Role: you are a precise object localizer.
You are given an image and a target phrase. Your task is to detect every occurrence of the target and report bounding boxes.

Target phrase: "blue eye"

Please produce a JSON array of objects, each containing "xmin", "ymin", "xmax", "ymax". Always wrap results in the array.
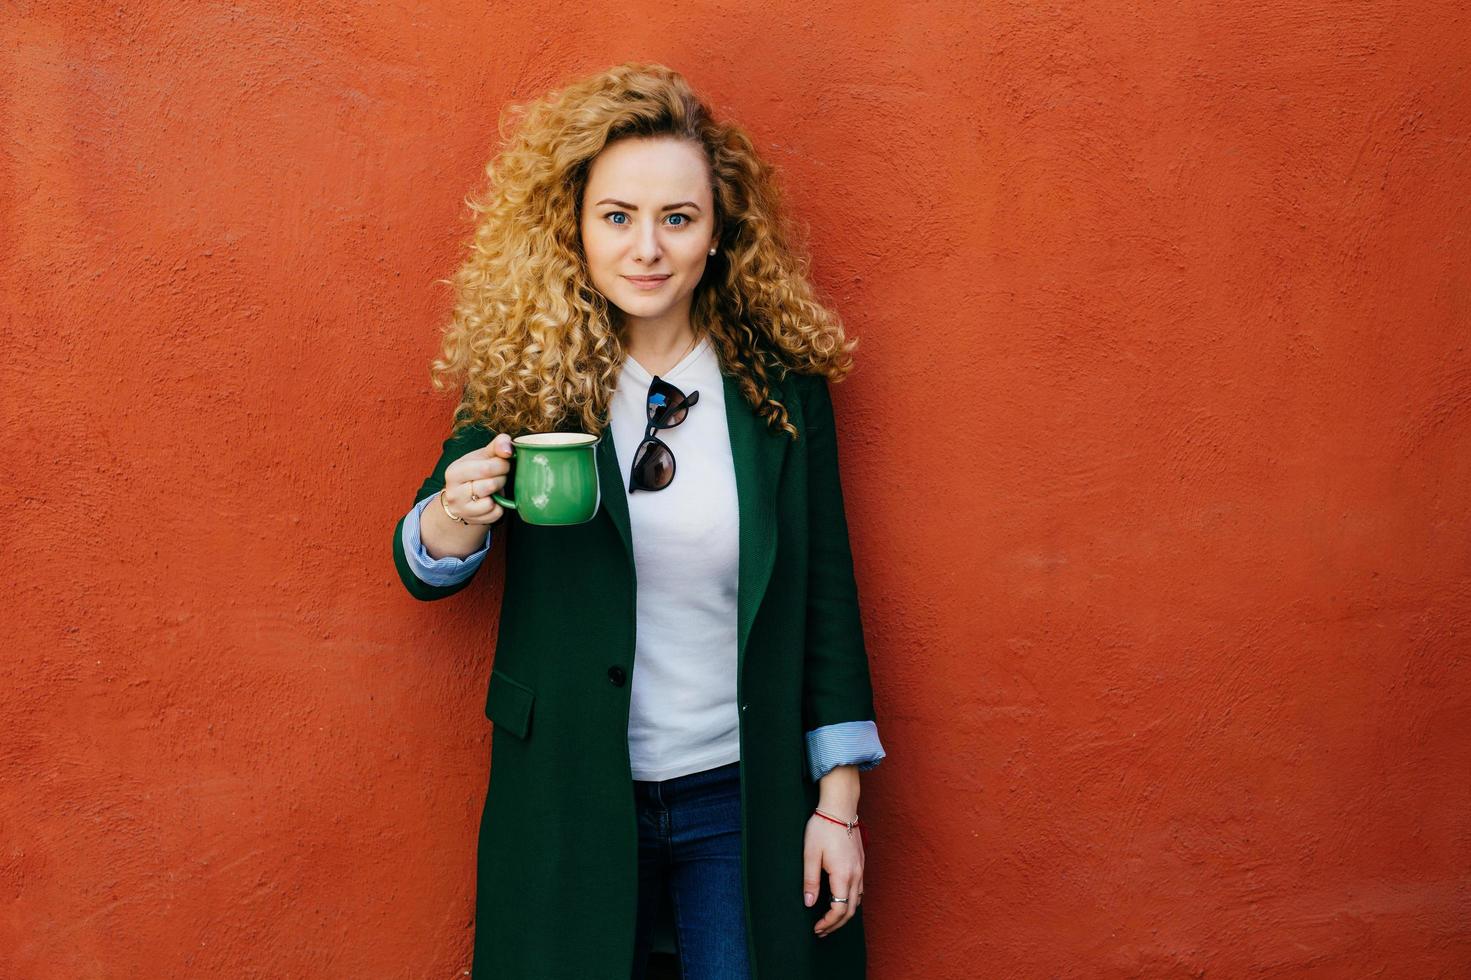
[
  {"xmin": 608, "ymin": 212, "xmax": 628, "ymax": 225},
  {"xmin": 667, "ymin": 214, "xmax": 689, "ymax": 226}
]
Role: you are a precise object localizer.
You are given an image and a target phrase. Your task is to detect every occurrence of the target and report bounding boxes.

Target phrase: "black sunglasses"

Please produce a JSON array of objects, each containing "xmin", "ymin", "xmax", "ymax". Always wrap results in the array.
[{"xmin": 628, "ymin": 375, "xmax": 699, "ymax": 492}]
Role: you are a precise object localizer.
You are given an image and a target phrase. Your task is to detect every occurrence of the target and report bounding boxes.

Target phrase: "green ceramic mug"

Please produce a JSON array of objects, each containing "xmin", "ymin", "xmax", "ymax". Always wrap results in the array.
[{"xmin": 490, "ymin": 432, "xmax": 602, "ymax": 525}]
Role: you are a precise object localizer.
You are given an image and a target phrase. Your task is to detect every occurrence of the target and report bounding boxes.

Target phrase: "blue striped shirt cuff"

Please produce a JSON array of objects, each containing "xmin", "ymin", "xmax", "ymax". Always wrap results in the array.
[
  {"xmin": 402, "ymin": 495, "xmax": 491, "ymax": 586},
  {"xmin": 805, "ymin": 720, "xmax": 886, "ymax": 782}
]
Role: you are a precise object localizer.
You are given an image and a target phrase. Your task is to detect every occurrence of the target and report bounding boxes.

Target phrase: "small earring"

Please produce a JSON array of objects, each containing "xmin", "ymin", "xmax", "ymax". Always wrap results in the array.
[{"xmin": 709, "ymin": 247, "xmax": 717, "ymax": 255}]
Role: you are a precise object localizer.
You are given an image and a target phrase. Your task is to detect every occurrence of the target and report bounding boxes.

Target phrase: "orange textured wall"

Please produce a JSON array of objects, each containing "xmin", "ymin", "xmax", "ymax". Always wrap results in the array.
[{"xmin": 3, "ymin": 3, "xmax": 1468, "ymax": 978}]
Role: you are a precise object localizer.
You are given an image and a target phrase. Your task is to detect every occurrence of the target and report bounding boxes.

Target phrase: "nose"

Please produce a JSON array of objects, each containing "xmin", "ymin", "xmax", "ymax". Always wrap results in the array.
[{"xmin": 632, "ymin": 218, "xmax": 662, "ymax": 264}]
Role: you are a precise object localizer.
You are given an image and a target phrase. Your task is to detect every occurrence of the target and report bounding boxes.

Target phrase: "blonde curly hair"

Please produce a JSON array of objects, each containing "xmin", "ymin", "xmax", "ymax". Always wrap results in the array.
[{"xmin": 429, "ymin": 61, "xmax": 858, "ymax": 441}]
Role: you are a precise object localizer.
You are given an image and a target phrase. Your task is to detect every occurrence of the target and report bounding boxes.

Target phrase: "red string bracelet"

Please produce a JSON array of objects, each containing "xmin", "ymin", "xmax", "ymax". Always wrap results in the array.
[{"xmin": 813, "ymin": 808, "xmax": 868, "ymax": 845}]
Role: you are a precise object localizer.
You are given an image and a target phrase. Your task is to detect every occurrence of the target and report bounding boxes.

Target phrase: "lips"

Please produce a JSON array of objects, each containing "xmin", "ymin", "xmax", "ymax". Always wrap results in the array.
[{"xmin": 623, "ymin": 274, "xmax": 672, "ymax": 292}]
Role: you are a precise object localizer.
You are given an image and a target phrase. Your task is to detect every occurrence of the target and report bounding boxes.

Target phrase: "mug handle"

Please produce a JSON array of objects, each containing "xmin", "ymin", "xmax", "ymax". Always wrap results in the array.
[{"xmin": 491, "ymin": 449, "xmax": 518, "ymax": 511}]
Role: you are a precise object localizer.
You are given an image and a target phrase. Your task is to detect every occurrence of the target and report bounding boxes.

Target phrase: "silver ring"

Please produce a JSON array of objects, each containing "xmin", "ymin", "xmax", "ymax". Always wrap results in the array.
[{"xmin": 830, "ymin": 897, "xmax": 848, "ymax": 904}]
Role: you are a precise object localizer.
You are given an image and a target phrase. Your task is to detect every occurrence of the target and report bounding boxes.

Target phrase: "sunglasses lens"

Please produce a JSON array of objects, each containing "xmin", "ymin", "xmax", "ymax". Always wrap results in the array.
[
  {"xmin": 647, "ymin": 379, "xmax": 699, "ymax": 428},
  {"xmin": 660, "ymin": 397, "xmax": 688, "ymax": 428},
  {"xmin": 646, "ymin": 392, "xmax": 669, "ymax": 422},
  {"xmin": 632, "ymin": 439, "xmax": 675, "ymax": 490}
]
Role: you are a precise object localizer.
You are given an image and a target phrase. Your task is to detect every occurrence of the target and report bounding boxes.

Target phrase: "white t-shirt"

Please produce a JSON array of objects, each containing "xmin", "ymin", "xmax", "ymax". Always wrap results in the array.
[{"xmin": 609, "ymin": 334, "xmax": 742, "ymax": 781}]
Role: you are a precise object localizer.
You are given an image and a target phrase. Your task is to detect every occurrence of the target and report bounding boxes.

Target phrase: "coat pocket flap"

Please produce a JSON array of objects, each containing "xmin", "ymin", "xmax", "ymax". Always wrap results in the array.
[{"xmin": 484, "ymin": 668, "xmax": 535, "ymax": 739}]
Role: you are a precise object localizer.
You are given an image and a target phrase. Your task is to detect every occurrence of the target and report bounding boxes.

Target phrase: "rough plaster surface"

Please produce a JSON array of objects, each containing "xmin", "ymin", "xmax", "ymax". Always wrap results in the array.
[{"xmin": 2, "ymin": 2, "xmax": 1469, "ymax": 978}]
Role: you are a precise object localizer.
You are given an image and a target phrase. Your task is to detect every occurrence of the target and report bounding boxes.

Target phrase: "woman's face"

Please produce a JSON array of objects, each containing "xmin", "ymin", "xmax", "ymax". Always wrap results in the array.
[{"xmin": 579, "ymin": 137, "xmax": 719, "ymax": 329}]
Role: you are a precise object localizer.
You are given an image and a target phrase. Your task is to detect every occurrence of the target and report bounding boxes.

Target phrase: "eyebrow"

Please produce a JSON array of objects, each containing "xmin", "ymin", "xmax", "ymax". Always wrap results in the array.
[{"xmin": 593, "ymin": 198, "xmax": 702, "ymax": 212}]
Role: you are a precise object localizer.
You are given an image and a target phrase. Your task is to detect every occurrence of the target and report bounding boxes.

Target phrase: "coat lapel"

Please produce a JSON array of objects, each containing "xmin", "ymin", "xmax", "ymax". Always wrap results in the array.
[
  {"xmin": 594, "ymin": 412, "xmax": 632, "ymax": 569},
  {"xmin": 725, "ymin": 370, "xmax": 789, "ymax": 673},
  {"xmin": 594, "ymin": 369, "xmax": 789, "ymax": 676}
]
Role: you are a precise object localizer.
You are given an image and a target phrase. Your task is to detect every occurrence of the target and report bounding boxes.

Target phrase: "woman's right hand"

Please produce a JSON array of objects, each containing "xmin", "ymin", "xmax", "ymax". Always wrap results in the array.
[{"xmin": 441, "ymin": 432, "xmax": 516, "ymax": 525}]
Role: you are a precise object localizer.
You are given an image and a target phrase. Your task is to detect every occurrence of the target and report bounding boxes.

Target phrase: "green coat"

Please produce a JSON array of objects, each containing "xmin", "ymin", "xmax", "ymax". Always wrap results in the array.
[{"xmin": 392, "ymin": 367, "xmax": 879, "ymax": 979}]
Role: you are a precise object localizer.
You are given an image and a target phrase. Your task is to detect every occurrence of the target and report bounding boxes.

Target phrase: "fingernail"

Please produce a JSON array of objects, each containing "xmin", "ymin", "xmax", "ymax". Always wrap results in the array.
[{"xmin": 804, "ymin": 893, "xmax": 814, "ymax": 907}]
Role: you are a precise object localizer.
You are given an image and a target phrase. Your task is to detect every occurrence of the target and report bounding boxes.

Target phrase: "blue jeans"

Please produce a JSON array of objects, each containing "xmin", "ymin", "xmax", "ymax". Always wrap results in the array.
[{"xmin": 630, "ymin": 759, "xmax": 752, "ymax": 980}]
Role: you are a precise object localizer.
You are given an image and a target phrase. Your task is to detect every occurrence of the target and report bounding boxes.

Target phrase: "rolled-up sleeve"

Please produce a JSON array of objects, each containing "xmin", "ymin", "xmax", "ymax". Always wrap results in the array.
[
  {"xmin": 805, "ymin": 720, "xmax": 887, "ymax": 782},
  {"xmin": 402, "ymin": 494, "xmax": 491, "ymax": 587}
]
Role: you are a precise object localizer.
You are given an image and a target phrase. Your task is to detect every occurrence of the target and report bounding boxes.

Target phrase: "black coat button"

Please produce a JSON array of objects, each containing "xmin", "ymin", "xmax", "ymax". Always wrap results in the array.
[{"xmin": 607, "ymin": 665, "xmax": 626, "ymax": 686}]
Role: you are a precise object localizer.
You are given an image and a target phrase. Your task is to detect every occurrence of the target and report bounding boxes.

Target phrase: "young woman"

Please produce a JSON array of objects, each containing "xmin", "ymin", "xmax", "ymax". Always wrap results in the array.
[{"xmin": 390, "ymin": 63, "xmax": 887, "ymax": 980}]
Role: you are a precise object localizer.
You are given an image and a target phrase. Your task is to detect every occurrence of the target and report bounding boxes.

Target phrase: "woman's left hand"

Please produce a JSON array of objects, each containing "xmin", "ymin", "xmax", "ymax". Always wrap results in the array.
[{"xmin": 802, "ymin": 811, "xmax": 865, "ymax": 937}]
